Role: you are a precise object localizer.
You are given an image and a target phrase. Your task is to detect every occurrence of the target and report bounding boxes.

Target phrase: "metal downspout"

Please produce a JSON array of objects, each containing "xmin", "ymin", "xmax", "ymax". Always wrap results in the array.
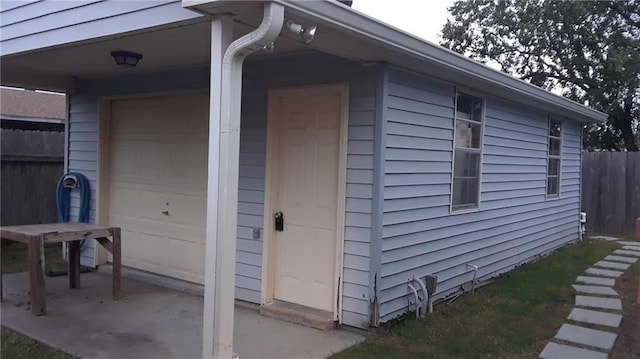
[{"xmin": 205, "ymin": 3, "xmax": 284, "ymax": 359}]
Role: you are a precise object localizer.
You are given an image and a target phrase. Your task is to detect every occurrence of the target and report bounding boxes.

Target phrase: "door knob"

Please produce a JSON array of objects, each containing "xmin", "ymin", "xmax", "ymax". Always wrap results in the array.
[{"xmin": 274, "ymin": 212, "xmax": 284, "ymax": 231}]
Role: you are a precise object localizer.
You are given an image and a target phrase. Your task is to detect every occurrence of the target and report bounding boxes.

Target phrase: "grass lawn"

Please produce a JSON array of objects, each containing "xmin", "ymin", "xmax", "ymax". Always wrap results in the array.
[
  {"xmin": 1, "ymin": 243, "xmax": 68, "ymax": 274},
  {"xmin": 331, "ymin": 238, "xmax": 621, "ymax": 359},
  {"xmin": 1, "ymin": 329, "xmax": 76, "ymax": 359}
]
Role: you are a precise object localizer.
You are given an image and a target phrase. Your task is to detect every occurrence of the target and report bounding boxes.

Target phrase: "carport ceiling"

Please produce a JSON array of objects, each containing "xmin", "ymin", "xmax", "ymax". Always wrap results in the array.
[{"xmin": 0, "ymin": 18, "xmax": 320, "ymax": 78}]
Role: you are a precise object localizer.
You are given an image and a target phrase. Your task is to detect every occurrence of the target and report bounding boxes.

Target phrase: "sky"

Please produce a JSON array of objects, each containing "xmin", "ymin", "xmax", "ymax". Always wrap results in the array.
[{"xmin": 351, "ymin": 0, "xmax": 455, "ymax": 44}]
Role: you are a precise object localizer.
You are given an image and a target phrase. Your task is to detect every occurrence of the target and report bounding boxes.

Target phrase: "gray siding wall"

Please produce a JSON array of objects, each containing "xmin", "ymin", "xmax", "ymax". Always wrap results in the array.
[
  {"xmin": 67, "ymin": 54, "xmax": 377, "ymax": 327},
  {"xmin": 0, "ymin": 0, "xmax": 201, "ymax": 56},
  {"xmin": 243, "ymin": 54, "xmax": 377, "ymax": 327},
  {"xmin": 378, "ymin": 67, "xmax": 581, "ymax": 322}
]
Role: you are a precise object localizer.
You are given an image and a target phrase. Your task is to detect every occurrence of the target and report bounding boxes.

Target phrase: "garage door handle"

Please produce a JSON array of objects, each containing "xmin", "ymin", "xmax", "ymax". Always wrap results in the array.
[
  {"xmin": 274, "ymin": 211, "xmax": 284, "ymax": 231},
  {"xmin": 162, "ymin": 211, "xmax": 170, "ymax": 216}
]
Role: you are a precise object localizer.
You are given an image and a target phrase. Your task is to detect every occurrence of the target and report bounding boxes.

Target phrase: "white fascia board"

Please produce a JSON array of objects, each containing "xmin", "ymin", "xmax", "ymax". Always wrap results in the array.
[{"xmin": 275, "ymin": 0, "xmax": 607, "ymax": 124}]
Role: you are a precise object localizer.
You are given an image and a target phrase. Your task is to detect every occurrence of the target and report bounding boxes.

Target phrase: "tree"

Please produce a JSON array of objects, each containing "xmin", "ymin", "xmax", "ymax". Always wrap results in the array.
[{"xmin": 441, "ymin": 0, "xmax": 640, "ymax": 151}]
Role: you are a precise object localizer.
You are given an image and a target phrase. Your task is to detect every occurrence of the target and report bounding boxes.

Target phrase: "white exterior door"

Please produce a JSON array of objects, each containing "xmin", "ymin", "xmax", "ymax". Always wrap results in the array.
[
  {"xmin": 271, "ymin": 88, "xmax": 345, "ymax": 312},
  {"xmin": 108, "ymin": 93, "xmax": 208, "ymax": 284}
]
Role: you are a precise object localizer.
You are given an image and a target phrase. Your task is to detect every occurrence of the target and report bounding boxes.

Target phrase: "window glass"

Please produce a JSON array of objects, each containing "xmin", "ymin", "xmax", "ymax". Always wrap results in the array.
[
  {"xmin": 455, "ymin": 121, "xmax": 482, "ymax": 149},
  {"xmin": 548, "ymin": 158, "xmax": 560, "ymax": 176},
  {"xmin": 452, "ymin": 91, "xmax": 484, "ymax": 210},
  {"xmin": 549, "ymin": 138, "xmax": 561, "ymax": 156},
  {"xmin": 547, "ymin": 177, "xmax": 559, "ymax": 196},
  {"xmin": 550, "ymin": 119, "xmax": 561, "ymax": 137},
  {"xmin": 546, "ymin": 118, "xmax": 562, "ymax": 197},
  {"xmin": 454, "ymin": 151, "xmax": 480, "ymax": 177},
  {"xmin": 455, "ymin": 92, "xmax": 483, "ymax": 122}
]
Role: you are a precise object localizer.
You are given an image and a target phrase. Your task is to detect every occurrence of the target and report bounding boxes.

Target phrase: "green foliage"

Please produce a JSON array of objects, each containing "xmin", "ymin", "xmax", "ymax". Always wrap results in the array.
[
  {"xmin": 441, "ymin": 0, "xmax": 640, "ymax": 151},
  {"xmin": 331, "ymin": 239, "xmax": 619, "ymax": 359}
]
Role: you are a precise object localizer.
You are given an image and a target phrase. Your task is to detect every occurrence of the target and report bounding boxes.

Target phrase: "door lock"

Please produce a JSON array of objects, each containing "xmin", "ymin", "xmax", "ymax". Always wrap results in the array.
[{"xmin": 274, "ymin": 212, "xmax": 284, "ymax": 231}]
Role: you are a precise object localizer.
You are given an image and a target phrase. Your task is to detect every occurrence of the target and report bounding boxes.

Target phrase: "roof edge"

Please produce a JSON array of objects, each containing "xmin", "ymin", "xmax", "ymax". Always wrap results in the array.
[{"xmin": 274, "ymin": 0, "xmax": 607, "ymax": 123}]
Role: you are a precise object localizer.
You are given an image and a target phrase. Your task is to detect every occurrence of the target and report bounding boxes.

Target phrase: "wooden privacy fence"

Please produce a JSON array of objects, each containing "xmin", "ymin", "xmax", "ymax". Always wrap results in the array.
[{"xmin": 581, "ymin": 151, "xmax": 640, "ymax": 236}]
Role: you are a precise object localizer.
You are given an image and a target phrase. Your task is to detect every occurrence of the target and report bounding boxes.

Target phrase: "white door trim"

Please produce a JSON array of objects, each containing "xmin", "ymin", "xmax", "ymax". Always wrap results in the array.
[{"xmin": 262, "ymin": 83, "xmax": 349, "ymax": 322}]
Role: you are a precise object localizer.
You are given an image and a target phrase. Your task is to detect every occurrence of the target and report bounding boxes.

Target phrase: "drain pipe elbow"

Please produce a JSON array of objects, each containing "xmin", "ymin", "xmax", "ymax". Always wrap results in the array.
[
  {"xmin": 223, "ymin": 3, "xmax": 285, "ymax": 66},
  {"xmin": 466, "ymin": 264, "xmax": 479, "ymax": 295},
  {"xmin": 407, "ymin": 283, "xmax": 420, "ymax": 319},
  {"xmin": 412, "ymin": 276, "xmax": 430, "ymax": 317}
]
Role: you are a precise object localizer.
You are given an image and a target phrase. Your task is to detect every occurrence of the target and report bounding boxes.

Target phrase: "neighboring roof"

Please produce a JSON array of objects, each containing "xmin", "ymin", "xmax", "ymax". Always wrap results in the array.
[
  {"xmin": 187, "ymin": 0, "xmax": 608, "ymax": 123},
  {"xmin": 0, "ymin": 87, "xmax": 66, "ymax": 122}
]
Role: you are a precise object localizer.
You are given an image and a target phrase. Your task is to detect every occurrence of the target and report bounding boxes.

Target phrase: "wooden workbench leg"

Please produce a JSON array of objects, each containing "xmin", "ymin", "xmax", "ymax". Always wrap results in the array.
[
  {"xmin": 69, "ymin": 240, "xmax": 81, "ymax": 289},
  {"xmin": 112, "ymin": 228, "xmax": 121, "ymax": 300},
  {"xmin": 28, "ymin": 236, "xmax": 46, "ymax": 316}
]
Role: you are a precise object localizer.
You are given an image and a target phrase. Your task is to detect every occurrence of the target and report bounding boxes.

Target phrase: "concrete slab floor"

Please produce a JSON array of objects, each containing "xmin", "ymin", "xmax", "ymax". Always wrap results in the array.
[{"xmin": 1, "ymin": 272, "xmax": 365, "ymax": 359}]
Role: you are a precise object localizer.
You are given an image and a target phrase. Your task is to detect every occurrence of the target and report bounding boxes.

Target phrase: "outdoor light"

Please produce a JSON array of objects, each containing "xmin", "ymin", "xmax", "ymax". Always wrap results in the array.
[
  {"xmin": 110, "ymin": 50, "xmax": 143, "ymax": 67},
  {"xmin": 284, "ymin": 20, "xmax": 317, "ymax": 44}
]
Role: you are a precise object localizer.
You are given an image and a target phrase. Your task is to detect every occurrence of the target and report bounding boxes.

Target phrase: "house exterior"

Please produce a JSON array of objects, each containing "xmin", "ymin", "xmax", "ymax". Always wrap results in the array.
[{"xmin": 1, "ymin": 0, "xmax": 607, "ymax": 357}]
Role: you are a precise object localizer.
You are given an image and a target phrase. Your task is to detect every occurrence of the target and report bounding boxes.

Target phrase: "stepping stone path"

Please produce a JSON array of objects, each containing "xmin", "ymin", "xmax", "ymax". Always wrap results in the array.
[{"xmin": 539, "ymin": 236, "xmax": 639, "ymax": 359}]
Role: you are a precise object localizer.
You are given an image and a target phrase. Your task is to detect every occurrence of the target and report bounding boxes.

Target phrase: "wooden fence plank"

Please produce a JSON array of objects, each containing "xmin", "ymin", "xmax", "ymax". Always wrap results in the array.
[{"xmin": 582, "ymin": 152, "xmax": 640, "ymax": 235}]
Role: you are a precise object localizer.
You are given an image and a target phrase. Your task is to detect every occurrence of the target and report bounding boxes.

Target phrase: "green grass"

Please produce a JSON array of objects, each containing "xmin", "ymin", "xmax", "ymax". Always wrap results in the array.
[
  {"xmin": 1, "ymin": 329, "xmax": 76, "ymax": 359},
  {"xmin": 332, "ymin": 239, "xmax": 620, "ymax": 359},
  {"xmin": 1, "ymin": 244, "xmax": 67, "ymax": 274}
]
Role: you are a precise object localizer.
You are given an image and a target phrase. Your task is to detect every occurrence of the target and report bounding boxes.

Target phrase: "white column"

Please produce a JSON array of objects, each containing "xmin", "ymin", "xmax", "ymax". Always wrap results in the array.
[{"xmin": 203, "ymin": 14, "xmax": 234, "ymax": 359}]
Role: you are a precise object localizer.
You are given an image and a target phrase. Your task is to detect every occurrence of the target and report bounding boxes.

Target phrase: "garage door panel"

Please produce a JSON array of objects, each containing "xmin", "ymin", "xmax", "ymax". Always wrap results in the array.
[
  {"xmin": 122, "ymin": 231, "xmax": 205, "ymax": 283},
  {"xmin": 109, "ymin": 93, "xmax": 208, "ymax": 284},
  {"xmin": 110, "ymin": 142, "xmax": 139, "ymax": 180},
  {"xmin": 170, "ymin": 142, "xmax": 208, "ymax": 184},
  {"xmin": 140, "ymin": 144, "xmax": 170, "ymax": 178}
]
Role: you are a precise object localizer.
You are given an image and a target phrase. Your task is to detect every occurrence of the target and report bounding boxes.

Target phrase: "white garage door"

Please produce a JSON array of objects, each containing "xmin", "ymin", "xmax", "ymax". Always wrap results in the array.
[{"xmin": 108, "ymin": 93, "xmax": 208, "ymax": 284}]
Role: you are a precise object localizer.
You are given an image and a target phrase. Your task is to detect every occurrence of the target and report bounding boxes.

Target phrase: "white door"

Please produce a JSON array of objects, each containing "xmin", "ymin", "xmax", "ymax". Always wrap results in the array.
[
  {"xmin": 271, "ymin": 88, "xmax": 345, "ymax": 312},
  {"xmin": 108, "ymin": 93, "xmax": 208, "ymax": 284}
]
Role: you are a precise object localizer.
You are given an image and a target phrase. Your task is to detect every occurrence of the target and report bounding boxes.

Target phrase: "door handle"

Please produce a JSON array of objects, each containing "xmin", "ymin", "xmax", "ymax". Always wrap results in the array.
[{"xmin": 274, "ymin": 211, "xmax": 284, "ymax": 231}]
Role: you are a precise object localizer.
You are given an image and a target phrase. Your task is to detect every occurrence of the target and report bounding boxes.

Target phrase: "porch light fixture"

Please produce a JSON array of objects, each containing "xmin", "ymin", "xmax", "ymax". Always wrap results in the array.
[
  {"xmin": 110, "ymin": 50, "xmax": 143, "ymax": 67},
  {"xmin": 284, "ymin": 20, "xmax": 316, "ymax": 44}
]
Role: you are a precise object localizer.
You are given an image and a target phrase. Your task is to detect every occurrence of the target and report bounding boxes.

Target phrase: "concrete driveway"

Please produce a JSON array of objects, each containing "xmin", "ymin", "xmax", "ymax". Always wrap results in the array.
[{"xmin": 1, "ymin": 271, "xmax": 364, "ymax": 359}]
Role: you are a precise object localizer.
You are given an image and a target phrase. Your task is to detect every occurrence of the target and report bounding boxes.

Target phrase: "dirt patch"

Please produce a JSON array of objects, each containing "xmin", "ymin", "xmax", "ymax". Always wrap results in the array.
[{"xmin": 610, "ymin": 258, "xmax": 640, "ymax": 359}]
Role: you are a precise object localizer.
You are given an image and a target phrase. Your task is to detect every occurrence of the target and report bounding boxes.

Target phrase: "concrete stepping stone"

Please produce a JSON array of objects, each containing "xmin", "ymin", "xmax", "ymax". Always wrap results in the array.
[
  {"xmin": 594, "ymin": 260, "xmax": 631, "ymax": 270},
  {"xmin": 576, "ymin": 295, "xmax": 622, "ymax": 310},
  {"xmin": 622, "ymin": 245, "xmax": 640, "ymax": 251},
  {"xmin": 575, "ymin": 276, "xmax": 616, "ymax": 286},
  {"xmin": 568, "ymin": 308, "xmax": 622, "ymax": 328},
  {"xmin": 539, "ymin": 342, "xmax": 607, "ymax": 359},
  {"xmin": 616, "ymin": 241, "xmax": 640, "ymax": 246},
  {"xmin": 585, "ymin": 267, "xmax": 624, "ymax": 278},
  {"xmin": 604, "ymin": 255, "xmax": 638, "ymax": 264},
  {"xmin": 572, "ymin": 285, "xmax": 619, "ymax": 296},
  {"xmin": 589, "ymin": 235, "xmax": 621, "ymax": 241},
  {"xmin": 554, "ymin": 323, "xmax": 617, "ymax": 351},
  {"xmin": 613, "ymin": 249, "xmax": 640, "ymax": 257}
]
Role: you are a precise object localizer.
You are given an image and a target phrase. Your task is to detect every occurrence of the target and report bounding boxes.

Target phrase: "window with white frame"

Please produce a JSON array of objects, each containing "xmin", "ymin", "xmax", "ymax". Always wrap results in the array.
[
  {"xmin": 452, "ymin": 91, "xmax": 484, "ymax": 211},
  {"xmin": 547, "ymin": 118, "xmax": 562, "ymax": 197}
]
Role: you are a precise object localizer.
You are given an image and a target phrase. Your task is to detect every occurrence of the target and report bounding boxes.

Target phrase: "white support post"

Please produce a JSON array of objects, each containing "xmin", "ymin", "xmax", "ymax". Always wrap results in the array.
[
  {"xmin": 203, "ymin": 14, "xmax": 234, "ymax": 359},
  {"xmin": 203, "ymin": 4, "xmax": 283, "ymax": 358}
]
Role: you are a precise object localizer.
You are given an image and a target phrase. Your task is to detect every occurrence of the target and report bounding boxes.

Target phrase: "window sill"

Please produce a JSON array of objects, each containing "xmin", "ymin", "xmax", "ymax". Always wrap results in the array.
[{"xmin": 450, "ymin": 206, "xmax": 480, "ymax": 215}]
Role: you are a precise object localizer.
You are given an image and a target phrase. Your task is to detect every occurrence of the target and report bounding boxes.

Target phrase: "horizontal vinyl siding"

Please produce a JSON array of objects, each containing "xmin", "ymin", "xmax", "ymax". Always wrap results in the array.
[
  {"xmin": 378, "ymin": 67, "xmax": 581, "ymax": 322},
  {"xmin": 0, "ymin": 0, "xmax": 201, "ymax": 56},
  {"xmin": 68, "ymin": 94, "xmax": 99, "ymax": 266},
  {"xmin": 244, "ymin": 54, "xmax": 377, "ymax": 327},
  {"xmin": 67, "ymin": 54, "xmax": 376, "ymax": 326}
]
